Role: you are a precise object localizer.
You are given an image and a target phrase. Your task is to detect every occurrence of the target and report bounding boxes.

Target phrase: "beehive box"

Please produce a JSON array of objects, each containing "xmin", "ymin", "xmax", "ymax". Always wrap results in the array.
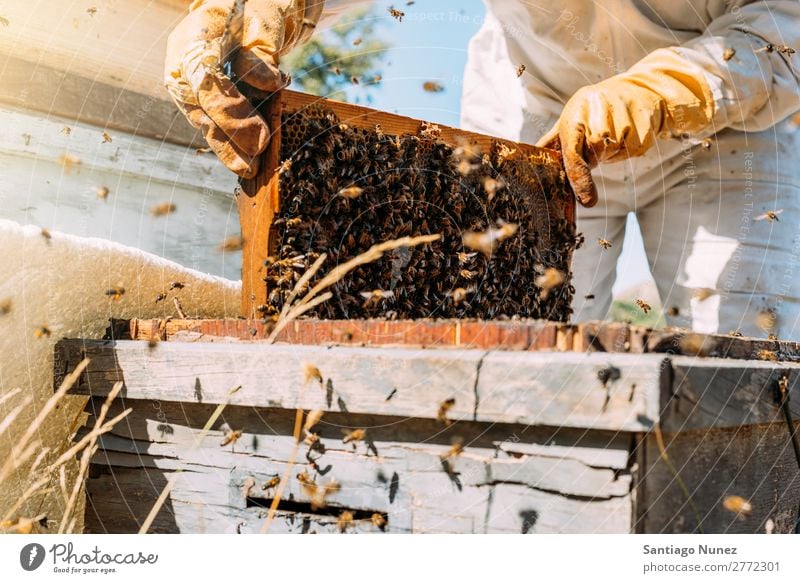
[
  {"xmin": 237, "ymin": 91, "xmax": 575, "ymax": 321},
  {"xmin": 58, "ymin": 320, "xmax": 800, "ymax": 533}
]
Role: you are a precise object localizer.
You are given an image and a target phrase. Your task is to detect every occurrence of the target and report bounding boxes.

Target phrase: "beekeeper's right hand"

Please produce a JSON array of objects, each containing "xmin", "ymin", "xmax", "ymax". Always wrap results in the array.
[{"xmin": 165, "ymin": 0, "xmax": 324, "ymax": 178}]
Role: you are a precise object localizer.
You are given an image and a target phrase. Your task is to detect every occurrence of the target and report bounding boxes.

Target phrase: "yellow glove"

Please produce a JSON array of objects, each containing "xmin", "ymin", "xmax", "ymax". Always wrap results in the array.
[
  {"xmin": 165, "ymin": 0, "xmax": 324, "ymax": 178},
  {"xmin": 536, "ymin": 49, "xmax": 715, "ymax": 207}
]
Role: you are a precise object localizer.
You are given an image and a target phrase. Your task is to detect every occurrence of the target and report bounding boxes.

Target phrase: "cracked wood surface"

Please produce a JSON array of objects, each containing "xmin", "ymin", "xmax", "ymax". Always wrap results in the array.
[{"xmin": 82, "ymin": 400, "xmax": 634, "ymax": 534}]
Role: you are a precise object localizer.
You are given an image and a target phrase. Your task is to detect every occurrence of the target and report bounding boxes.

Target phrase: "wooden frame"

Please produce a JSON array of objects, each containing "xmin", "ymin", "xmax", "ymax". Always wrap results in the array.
[{"xmin": 237, "ymin": 90, "xmax": 573, "ymax": 318}]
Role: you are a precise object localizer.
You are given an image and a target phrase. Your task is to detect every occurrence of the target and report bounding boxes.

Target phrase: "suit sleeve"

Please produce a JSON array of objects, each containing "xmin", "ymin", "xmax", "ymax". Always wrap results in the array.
[{"xmin": 672, "ymin": 1, "xmax": 800, "ymax": 132}]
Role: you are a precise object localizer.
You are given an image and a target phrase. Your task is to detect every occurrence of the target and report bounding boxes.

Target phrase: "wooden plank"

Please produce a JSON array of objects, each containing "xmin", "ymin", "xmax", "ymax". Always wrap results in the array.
[
  {"xmin": 0, "ymin": 56, "xmax": 202, "ymax": 148},
  {"xmin": 58, "ymin": 339, "xmax": 665, "ymax": 431},
  {"xmin": 238, "ymin": 93, "xmax": 282, "ymax": 317},
  {"xmin": 82, "ymin": 398, "xmax": 634, "ymax": 533},
  {"xmin": 640, "ymin": 423, "xmax": 800, "ymax": 534},
  {"xmin": 661, "ymin": 357, "xmax": 800, "ymax": 432}
]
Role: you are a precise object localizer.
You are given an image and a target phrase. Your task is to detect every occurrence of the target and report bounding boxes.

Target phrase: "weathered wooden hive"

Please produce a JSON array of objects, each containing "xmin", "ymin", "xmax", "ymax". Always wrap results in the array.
[
  {"xmin": 237, "ymin": 90, "xmax": 576, "ymax": 321},
  {"xmin": 58, "ymin": 320, "xmax": 800, "ymax": 533}
]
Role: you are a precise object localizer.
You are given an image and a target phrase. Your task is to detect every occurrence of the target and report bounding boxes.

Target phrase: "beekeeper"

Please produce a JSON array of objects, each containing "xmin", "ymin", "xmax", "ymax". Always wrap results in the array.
[{"xmin": 165, "ymin": 0, "xmax": 800, "ymax": 338}]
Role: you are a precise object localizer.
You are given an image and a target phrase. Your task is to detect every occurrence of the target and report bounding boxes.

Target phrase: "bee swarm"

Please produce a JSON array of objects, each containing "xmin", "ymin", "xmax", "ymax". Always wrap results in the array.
[{"xmin": 264, "ymin": 105, "xmax": 576, "ymax": 321}]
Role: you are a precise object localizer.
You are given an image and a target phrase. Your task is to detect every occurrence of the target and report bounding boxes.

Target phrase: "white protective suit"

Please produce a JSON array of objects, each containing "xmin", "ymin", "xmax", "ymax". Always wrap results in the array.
[{"xmin": 323, "ymin": 0, "xmax": 800, "ymax": 338}]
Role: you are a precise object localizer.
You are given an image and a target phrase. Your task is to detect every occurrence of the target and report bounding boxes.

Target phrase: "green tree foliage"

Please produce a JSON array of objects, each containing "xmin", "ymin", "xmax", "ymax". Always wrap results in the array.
[{"xmin": 282, "ymin": 7, "xmax": 389, "ymax": 104}]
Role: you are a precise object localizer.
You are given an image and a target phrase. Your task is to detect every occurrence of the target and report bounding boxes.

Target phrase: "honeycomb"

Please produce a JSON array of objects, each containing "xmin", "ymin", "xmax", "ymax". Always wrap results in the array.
[{"xmin": 264, "ymin": 106, "xmax": 576, "ymax": 321}]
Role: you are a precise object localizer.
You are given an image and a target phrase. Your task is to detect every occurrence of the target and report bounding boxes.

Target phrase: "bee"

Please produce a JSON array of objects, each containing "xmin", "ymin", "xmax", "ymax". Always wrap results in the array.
[
  {"xmin": 101, "ymin": 131, "xmax": 112, "ymax": 143},
  {"xmin": 220, "ymin": 428, "xmax": 243, "ymax": 447},
  {"xmin": 155, "ymin": 292, "xmax": 167, "ymax": 303},
  {"xmin": 360, "ymin": 289, "xmax": 394, "ymax": 308},
  {"xmin": 456, "ymin": 158, "xmax": 477, "ymax": 176},
  {"xmin": 462, "ymin": 221, "xmax": 518, "ymax": 256},
  {"xmin": 241, "ymin": 476, "xmax": 256, "ymax": 498},
  {"xmin": 700, "ymin": 138, "xmax": 713, "ymax": 151},
  {"xmin": 756, "ymin": 349, "xmax": 778, "ymax": 361},
  {"xmin": 722, "ymin": 495, "xmax": 752, "ymax": 517},
  {"xmin": 330, "ymin": 66, "xmax": 342, "ymax": 75},
  {"xmin": 337, "ymin": 186, "xmax": 364, "ymax": 199},
  {"xmin": 169, "ymin": 281, "xmax": 185, "ymax": 291},
  {"xmin": 57, "ymin": 153, "xmax": 81, "ymax": 171},
  {"xmin": 304, "ymin": 410, "xmax": 324, "ymax": 433},
  {"xmin": 634, "ymin": 298, "xmax": 652, "ymax": 314},
  {"xmin": 768, "ymin": 333, "xmax": 779, "ymax": 341},
  {"xmin": 457, "ymin": 251, "xmax": 477, "ymax": 264},
  {"xmin": 372, "ymin": 74, "xmax": 382, "ymax": 83},
  {"xmin": 86, "ymin": 6, "xmax": 97, "ymax": 16},
  {"xmin": 218, "ymin": 235, "xmax": 244, "ymax": 252},
  {"xmin": 342, "ymin": 428, "xmax": 366, "ymax": 444},
  {"xmin": 441, "ymin": 436, "xmax": 464, "ymax": 460},
  {"xmin": 667, "ymin": 306, "xmax": 680, "ymax": 317},
  {"xmin": 450, "ymin": 287, "xmax": 472, "ymax": 305},
  {"xmin": 0, "ymin": 298, "xmax": 11, "ymax": 315},
  {"xmin": 728, "ymin": 330, "xmax": 743, "ymax": 337},
  {"xmin": 388, "ymin": 6, "xmax": 405, "ymax": 21},
  {"xmin": 437, "ymin": 397, "xmax": 456, "ymax": 425},
  {"xmin": 147, "ymin": 338, "xmax": 159, "ymax": 350},
  {"xmin": 385, "ymin": 388, "xmax": 398, "ymax": 401},
  {"xmin": 173, "ymin": 296, "xmax": 187, "ymax": 318},
  {"xmin": 755, "ymin": 209, "xmax": 783, "ymax": 222},
  {"xmin": 481, "ymin": 176, "xmax": 504, "ymax": 200},
  {"xmin": 516, "ymin": 64, "xmax": 526, "ymax": 77},
  {"xmin": 459, "ymin": 269, "xmax": 476, "ymax": 281},
  {"xmin": 34, "ymin": 325, "xmax": 52, "ymax": 339},
  {"xmin": 693, "ymin": 287, "xmax": 715, "ymax": 302},
  {"xmin": 105, "ymin": 285, "xmax": 125, "ymax": 301},
  {"xmin": 723, "ymin": 47, "xmax": 736, "ymax": 61},
  {"xmin": 150, "ymin": 202, "xmax": 176, "ymax": 217},
  {"xmin": 422, "ymin": 81, "xmax": 444, "ymax": 93},
  {"xmin": 304, "ymin": 432, "xmax": 320, "ymax": 446},
  {"xmin": 262, "ymin": 476, "xmax": 280, "ymax": 491},
  {"xmin": 597, "ymin": 237, "xmax": 612, "ymax": 249},
  {"xmin": 0, "ymin": 16, "xmax": 9, "ymax": 27},
  {"xmin": 755, "ymin": 309, "xmax": 777, "ymax": 333},
  {"xmin": 61, "ymin": 126, "xmax": 72, "ymax": 135},
  {"xmin": 534, "ymin": 267, "xmax": 565, "ymax": 300},
  {"xmin": 40, "ymin": 228, "xmax": 52, "ymax": 242},
  {"xmin": 584, "ymin": 294, "xmax": 596, "ymax": 300},
  {"xmin": 304, "ymin": 363, "xmax": 324, "ymax": 385},
  {"xmin": 95, "ymin": 186, "xmax": 109, "ymax": 200},
  {"xmin": 371, "ymin": 512, "xmax": 388, "ymax": 531},
  {"xmin": 337, "ymin": 510, "xmax": 354, "ymax": 533},
  {"xmin": 352, "ymin": 37, "xmax": 363, "ymax": 46}
]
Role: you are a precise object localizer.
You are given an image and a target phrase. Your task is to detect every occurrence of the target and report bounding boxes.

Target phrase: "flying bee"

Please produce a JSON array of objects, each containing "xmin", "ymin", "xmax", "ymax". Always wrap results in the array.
[
  {"xmin": 101, "ymin": 131, "xmax": 112, "ymax": 143},
  {"xmin": 330, "ymin": 66, "xmax": 341, "ymax": 75},
  {"xmin": 350, "ymin": 76, "xmax": 360, "ymax": 85},
  {"xmin": 373, "ymin": 74, "xmax": 383, "ymax": 83},
  {"xmin": 169, "ymin": 281, "xmax": 185, "ymax": 291},
  {"xmin": 34, "ymin": 325, "xmax": 52, "ymax": 339},
  {"xmin": 634, "ymin": 298, "xmax": 652, "ymax": 314},
  {"xmin": 584, "ymin": 294, "xmax": 596, "ymax": 300},
  {"xmin": 262, "ymin": 476, "xmax": 280, "ymax": 491},
  {"xmin": 360, "ymin": 289, "xmax": 394, "ymax": 308},
  {"xmin": 462, "ymin": 221, "xmax": 518, "ymax": 256},
  {"xmin": 441, "ymin": 436, "xmax": 464, "ymax": 461},
  {"xmin": 304, "ymin": 363, "xmax": 324, "ymax": 385},
  {"xmin": 342, "ymin": 428, "xmax": 366, "ymax": 444},
  {"xmin": 86, "ymin": 6, "xmax": 97, "ymax": 15},
  {"xmin": 0, "ymin": 298, "xmax": 11, "ymax": 315},
  {"xmin": 755, "ymin": 209, "xmax": 783, "ymax": 222},
  {"xmin": 481, "ymin": 176, "xmax": 504, "ymax": 200},
  {"xmin": 693, "ymin": 287, "xmax": 715, "ymax": 302},
  {"xmin": 58, "ymin": 153, "xmax": 81, "ymax": 171},
  {"xmin": 755, "ymin": 309, "xmax": 777, "ymax": 333},
  {"xmin": 723, "ymin": 47, "xmax": 736, "ymax": 61},
  {"xmin": 534, "ymin": 267, "xmax": 565, "ymax": 300},
  {"xmin": 147, "ymin": 338, "xmax": 159, "ymax": 350},
  {"xmin": 422, "ymin": 81, "xmax": 444, "ymax": 93},
  {"xmin": 61, "ymin": 126, "xmax": 71, "ymax": 135},
  {"xmin": 218, "ymin": 235, "xmax": 244, "ymax": 252},
  {"xmin": 40, "ymin": 228, "xmax": 52, "ymax": 242},
  {"xmin": 516, "ymin": 64, "xmax": 526, "ymax": 77},
  {"xmin": 105, "ymin": 285, "xmax": 125, "ymax": 301},
  {"xmin": 371, "ymin": 512, "xmax": 388, "ymax": 531},
  {"xmin": 450, "ymin": 287, "xmax": 473, "ymax": 305},
  {"xmin": 337, "ymin": 186, "xmax": 364, "ymax": 199},
  {"xmin": 337, "ymin": 510, "xmax": 354, "ymax": 533},
  {"xmin": 150, "ymin": 202, "xmax": 176, "ymax": 217},
  {"xmin": 597, "ymin": 237, "xmax": 612, "ymax": 249},
  {"xmin": 388, "ymin": 6, "xmax": 404, "ymax": 21},
  {"xmin": 155, "ymin": 292, "xmax": 167, "ymax": 303},
  {"xmin": 352, "ymin": 37, "xmax": 363, "ymax": 46},
  {"xmin": 437, "ymin": 397, "xmax": 456, "ymax": 425},
  {"xmin": 667, "ymin": 306, "xmax": 680, "ymax": 317},
  {"xmin": 220, "ymin": 427, "xmax": 243, "ymax": 447},
  {"xmin": 722, "ymin": 495, "xmax": 752, "ymax": 517},
  {"xmin": 304, "ymin": 409, "xmax": 324, "ymax": 433},
  {"xmin": 95, "ymin": 186, "xmax": 109, "ymax": 200}
]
